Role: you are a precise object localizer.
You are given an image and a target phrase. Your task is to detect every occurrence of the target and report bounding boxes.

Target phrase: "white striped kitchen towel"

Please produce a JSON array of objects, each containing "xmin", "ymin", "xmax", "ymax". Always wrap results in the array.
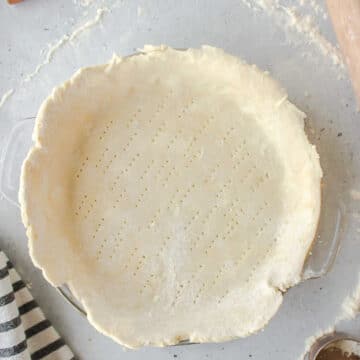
[{"xmin": 0, "ymin": 250, "xmax": 75, "ymax": 360}]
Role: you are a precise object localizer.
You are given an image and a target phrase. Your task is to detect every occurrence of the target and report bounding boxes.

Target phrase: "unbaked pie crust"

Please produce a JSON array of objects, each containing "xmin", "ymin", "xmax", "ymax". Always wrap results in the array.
[{"xmin": 20, "ymin": 45, "xmax": 322, "ymax": 348}]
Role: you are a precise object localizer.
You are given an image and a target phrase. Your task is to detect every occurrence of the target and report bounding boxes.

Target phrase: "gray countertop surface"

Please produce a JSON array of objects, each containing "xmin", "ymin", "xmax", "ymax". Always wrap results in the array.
[{"xmin": 1, "ymin": 1, "xmax": 360, "ymax": 359}]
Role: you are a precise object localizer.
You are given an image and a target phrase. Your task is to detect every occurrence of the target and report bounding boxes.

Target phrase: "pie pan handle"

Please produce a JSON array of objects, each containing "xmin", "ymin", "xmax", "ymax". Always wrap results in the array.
[
  {"xmin": 0, "ymin": 121, "xmax": 88, "ymax": 321},
  {"xmin": 0, "ymin": 119, "xmax": 34, "ymax": 207},
  {"xmin": 57, "ymin": 285, "xmax": 87, "ymax": 316},
  {"xmin": 302, "ymin": 188, "xmax": 344, "ymax": 280}
]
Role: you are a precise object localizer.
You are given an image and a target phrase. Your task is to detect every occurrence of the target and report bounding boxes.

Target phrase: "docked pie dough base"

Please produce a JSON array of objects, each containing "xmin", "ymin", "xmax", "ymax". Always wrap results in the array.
[{"xmin": 19, "ymin": 45, "xmax": 322, "ymax": 348}]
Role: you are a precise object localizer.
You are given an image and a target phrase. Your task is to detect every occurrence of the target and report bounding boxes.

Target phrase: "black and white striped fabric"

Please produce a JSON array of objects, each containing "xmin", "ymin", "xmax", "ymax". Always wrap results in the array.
[{"xmin": 0, "ymin": 250, "xmax": 74, "ymax": 359}]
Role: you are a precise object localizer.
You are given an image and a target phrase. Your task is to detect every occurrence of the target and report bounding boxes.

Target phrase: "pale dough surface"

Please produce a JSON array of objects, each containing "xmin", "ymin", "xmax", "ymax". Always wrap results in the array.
[{"xmin": 19, "ymin": 45, "xmax": 322, "ymax": 348}]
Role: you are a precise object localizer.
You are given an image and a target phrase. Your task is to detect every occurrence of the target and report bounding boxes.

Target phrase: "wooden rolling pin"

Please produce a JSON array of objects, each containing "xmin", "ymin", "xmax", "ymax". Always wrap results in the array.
[{"xmin": 327, "ymin": 0, "xmax": 360, "ymax": 106}]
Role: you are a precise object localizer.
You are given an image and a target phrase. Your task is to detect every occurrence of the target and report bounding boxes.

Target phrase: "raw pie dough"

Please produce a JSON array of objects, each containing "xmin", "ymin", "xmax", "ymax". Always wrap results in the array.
[{"xmin": 20, "ymin": 46, "xmax": 322, "ymax": 348}]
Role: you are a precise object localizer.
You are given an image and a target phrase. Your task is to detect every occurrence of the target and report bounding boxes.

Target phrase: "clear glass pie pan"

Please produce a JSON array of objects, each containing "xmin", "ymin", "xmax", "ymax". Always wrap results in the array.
[
  {"xmin": 0, "ymin": 114, "xmax": 344, "ymax": 342},
  {"xmin": 0, "ymin": 52, "xmax": 345, "ymax": 345}
]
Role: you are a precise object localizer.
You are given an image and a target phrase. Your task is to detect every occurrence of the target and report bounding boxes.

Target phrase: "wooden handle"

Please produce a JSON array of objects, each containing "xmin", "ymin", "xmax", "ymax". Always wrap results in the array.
[{"xmin": 327, "ymin": 0, "xmax": 360, "ymax": 105}]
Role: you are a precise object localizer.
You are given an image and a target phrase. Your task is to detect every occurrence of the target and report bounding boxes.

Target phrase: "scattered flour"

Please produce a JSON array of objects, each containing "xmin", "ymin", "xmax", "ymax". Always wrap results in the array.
[
  {"xmin": 0, "ymin": 89, "xmax": 14, "ymax": 109},
  {"xmin": 24, "ymin": 8, "xmax": 108, "ymax": 82},
  {"xmin": 137, "ymin": 5, "xmax": 144, "ymax": 17},
  {"xmin": 281, "ymin": 6, "xmax": 343, "ymax": 68},
  {"xmin": 337, "ymin": 278, "xmax": 360, "ymax": 322},
  {"xmin": 350, "ymin": 190, "xmax": 360, "ymax": 201},
  {"xmin": 299, "ymin": 276, "xmax": 360, "ymax": 358},
  {"xmin": 240, "ymin": 0, "xmax": 344, "ymax": 70},
  {"xmin": 299, "ymin": 0, "xmax": 328, "ymax": 20},
  {"xmin": 75, "ymin": 0, "xmax": 95, "ymax": 6},
  {"xmin": 352, "ymin": 213, "xmax": 360, "ymax": 220}
]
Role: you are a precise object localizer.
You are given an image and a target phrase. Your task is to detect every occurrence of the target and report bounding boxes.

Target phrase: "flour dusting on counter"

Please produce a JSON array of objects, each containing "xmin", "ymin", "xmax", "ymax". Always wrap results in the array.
[
  {"xmin": 300, "ymin": 0, "xmax": 328, "ymax": 20},
  {"xmin": 350, "ymin": 190, "xmax": 360, "ymax": 201},
  {"xmin": 137, "ymin": 5, "xmax": 144, "ymax": 17},
  {"xmin": 337, "ymin": 278, "xmax": 360, "ymax": 322},
  {"xmin": 241, "ymin": 0, "xmax": 344, "ymax": 70},
  {"xmin": 76, "ymin": 0, "xmax": 95, "ymax": 6},
  {"xmin": 299, "ymin": 278, "xmax": 360, "ymax": 358},
  {"xmin": 281, "ymin": 6, "xmax": 343, "ymax": 68},
  {"xmin": 25, "ymin": 8, "xmax": 108, "ymax": 82},
  {"xmin": 0, "ymin": 89, "xmax": 14, "ymax": 109}
]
